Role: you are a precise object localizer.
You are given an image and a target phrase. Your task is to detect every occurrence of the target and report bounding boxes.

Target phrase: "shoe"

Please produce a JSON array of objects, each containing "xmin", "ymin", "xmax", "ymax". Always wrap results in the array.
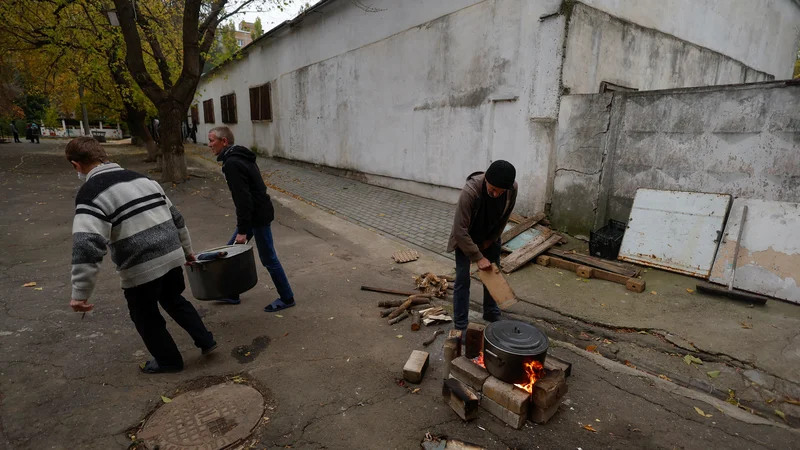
[
  {"xmin": 139, "ymin": 359, "xmax": 182, "ymax": 374},
  {"xmin": 264, "ymin": 298, "xmax": 295, "ymax": 312},
  {"xmin": 482, "ymin": 313, "xmax": 501, "ymax": 323},
  {"xmin": 201, "ymin": 341, "xmax": 218, "ymax": 356},
  {"xmin": 217, "ymin": 297, "xmax": 241, "ymax": 305}
]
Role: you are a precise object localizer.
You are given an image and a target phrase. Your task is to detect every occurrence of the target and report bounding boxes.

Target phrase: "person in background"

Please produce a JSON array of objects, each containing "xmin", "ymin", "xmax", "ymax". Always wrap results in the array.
[
  {"xmin": 206, "ymin": 126, "xmax": 296, "ymax": 312},
  {"xmin": 10, "ymin": 122, "xmax": 20, "ymax": 143},
  {"xmin": 65, "ymin": 136, "xmax": 216, "ymax": 374},
  {"xmin": 30, "ymin": 122, "xmax": 40, "ymax": 143},
  {"xmin": 447, "ymin": 160, "xmax": 518, "ymax": 331}
]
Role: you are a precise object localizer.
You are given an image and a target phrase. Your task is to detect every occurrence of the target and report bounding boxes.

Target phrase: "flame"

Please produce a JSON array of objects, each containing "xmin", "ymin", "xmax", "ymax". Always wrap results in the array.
[
  {"xmin": 472, "ymin": 352, "xmax": 485, "ymax": 368},
  {"xmin": 514, "ymin": 360, "xmax": 545, "ymax": 394}
]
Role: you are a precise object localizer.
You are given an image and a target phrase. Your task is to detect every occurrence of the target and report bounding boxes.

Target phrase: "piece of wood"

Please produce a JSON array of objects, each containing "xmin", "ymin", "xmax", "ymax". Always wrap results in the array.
[
  {"xmin": 576, "ymin": 265, "xmax": 594, "ymax": 279},
  {"xmin": 423, "ymin": 315, "xmax": 453, "ymax": 325},
  {"xmin": 501, "ymin": 233, "xmax": 563, "ymax": 273},
  {"xmin": 501, "ymin": 212, "xmax": 545, "ymax": 244},
  {"xmin": 547, "ymin": 255, "xmax": 643, "ymax": 291},
  {"xmin": 536, "ymin": 255, "xmax": 551, "ymax": 266},
  {"xmin": 442, "ymin": 378, "xmax": 479, "ymax": 421},
  {"xmin": 378, "ymin": 295, "xmax": 431, "ymax": 308},
  {"xmin": 626, "ymin": 278, "xmax": 646, "ymax": 293},
  {"xmin": 362, "ymin": 285, "xmax": 425, "ymax": 297},
  {"xmin": 387, "ymin": 296, "xmax": 416, "ymax": 320},
  {"xmin": 477, "ymin": 264, "xmax": 518, "ymax": 310},
  {"xmin": 422, "ymin": 330, "xmax": 444, "ymax": 346},
  {"xmin": 443, "ymin": 439, "xmax": 486, "ymax": 450},
  {"xmin": 438, "ymin": 274, "xmax": 456, "ymax": 282},
  {"xmin": 388, "ymin": 311, "xmax": 409, "ymax": 325},
  {"xmin": 410, "ymin": 310, "xmax": 422, "ymax": 331},
  {"xmin": 534, "ymin": 225, "xmax": 566, "ymax": 244},
  {"xmin": 379, "ymin": 307, "xmax": 396, "ymax": 318},
  {"xmin": 403, "ymin": 350, "xmax": 429, "ymax": 383},
  {"xmin": 392, "ymin": 249, "xmax": 420, "ymax": 263},
  {"xmin": 546, "ymin": 248, "xmax": 640, "ymax": 277},
  {"xmin": 696, "ymin": 282, "xmax": 768, "ymax": 305},
  {"xmin": 509, "ymin": 213, "xmax": 527, "ymax": 224}
]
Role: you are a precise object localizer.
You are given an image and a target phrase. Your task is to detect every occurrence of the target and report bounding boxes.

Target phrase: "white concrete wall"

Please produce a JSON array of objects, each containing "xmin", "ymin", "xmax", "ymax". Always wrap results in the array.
[
  {"xmin": 581, "ymin": 0, "xmax": 800, "ymax": 79},
  {"xmin": 562, "ymin": 3, "xmax": 774, "ymax": 94}
]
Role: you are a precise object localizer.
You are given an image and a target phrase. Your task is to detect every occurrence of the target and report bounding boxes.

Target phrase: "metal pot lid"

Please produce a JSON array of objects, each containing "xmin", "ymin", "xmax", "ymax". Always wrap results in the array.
[
  {"xmin": 484, "ymin": 320, "xmax": 549, "ymax": 355},
  {"xmin": 195, "ymin": 244, "xmax": 252, "ymax": 261}
]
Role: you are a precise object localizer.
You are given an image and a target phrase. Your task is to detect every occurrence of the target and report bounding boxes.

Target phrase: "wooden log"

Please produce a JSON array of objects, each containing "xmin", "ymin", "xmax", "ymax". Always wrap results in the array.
[
  {"xmin": 576, "ymin": 265, "xmax": 594, "ymax": 279},
  {"xmin": 388, "ymin": 311, "xmax": 409, "ymax": 325},
  {"xmin": 422, "ymin": 330, "xmax": 444, "ymax": 347},
  {"xmin": 379, "ymin": 307, "xmax": 395, "ymax": 318},
  {"xmin": 501, "ymin": 212, "xmax": 545, "ymax": 244},
  {"xmin": 501, "ymin": 233, "xmax": 563, "ymax": 273},
  {"xmin": 378, "ymin": 296, "xmax": 431, "ymax": 308},
  {"xmin": 361, "ymin": 285, "xmax": 423, "ymax": 296},
  {"xmin": 546, "ymin": 248, "xmax": 640, "ymax": 277},
  {"xmin": 410, "ymin": 310, "xmax": 422, "ymax": 331},
  {"xmin": 387, "ymin": 296, "xmax": 415, "ymax": 320},
  {"xmin": 626, "ymin": 278, "xmax": 646, "ymax": 293}
]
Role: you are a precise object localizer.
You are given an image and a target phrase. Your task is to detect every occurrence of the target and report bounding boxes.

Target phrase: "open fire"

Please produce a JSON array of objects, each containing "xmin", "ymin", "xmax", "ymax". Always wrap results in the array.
[{"xmin": 472, "ymin": 352, "xmax": 544, "ymax": 393}]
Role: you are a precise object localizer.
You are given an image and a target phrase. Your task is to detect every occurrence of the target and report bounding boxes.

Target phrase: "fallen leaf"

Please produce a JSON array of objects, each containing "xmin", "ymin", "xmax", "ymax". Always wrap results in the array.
[
  {"xmin": 707, "ymin": 370, "xmax": 721, "ymax": 378},
  {"xmin": 740, "ymin": 321, "xmax": 753, "ymax": 329},
  {"xmin": 775, "ymin": 410, "xmax": 787, "ymax": 421},
  {"xmin": 686, "ymin": 288, "xmax": 694, "ymax": 293},
  {"xmin": 638, "ymin": 331, "xmax": 648, "ymax": 335},
  {"xmin": 624, "ymin": 360, "xmax": 636, "ymax": 368},
  {"xmin": 378, "ymin": 213, "xmax": 385, "ymax": 217},
  {"xmin": 244, "ymin": 352, "xmax": 251, "ymax": 356},
  {"xmin": 694, "ymin": 406, "xmax": 712, "ymax": 418},
  {"xmin": 583, "ymin": 425, "xmax": 597, "ymax": 432},
  {"xmin": 684, "ymin": 355, "xmax": 703, "ymax": 365},
  {"xmin": 658, "ymin": 374, "xmax": 673, "ymax": 382},
  {"xmin": 650, "ymin": 291, "xmax": 657, "ymax": 295},
  {"xmin": 411, "ymin": 388, "xmax": 420, "ymax": 394},
  {"xmin": 555, "ymin": 284, "xmax": 561, "ymax": 287},
  {"xmin": 284, "ymin": 332, "xmax": 289, "ymax": 337},
  {"xmin": 275, "ymin": 314, "xmax": 283, "ymax": 318},
  {"xmin": 34, "ymin": 287, "xmax": 43, "ymax": 291},
  {"xmin": 161, "ymin": 395, "xmax": 172, "ymax": 403},
  {"xmin": 785, "ymin": 397, "xmax": 800, "ymax": 406},
  {"xmin": 595, "ymin": 419, "xmax": 600, "ymax": 422},
  {"xmin": 766, "ymin": 398, "xmax": 775, "ymax": 404},
  {"xmin": 23, "ymin": 282, "xmax": 37, "ymax": 287},
  {"xmin": 586, "ymin": 345, "xmax": 598, "ymax": 352},
  {"xmin": 396, "ymin": 335, "xmax": 403, "ymax": 339},
  {"xmin": 231, "ymin": 376, "xmax": 245, "ymax": 383},
  {"xmin": 602, "ymin": 339, "xmax": 613, "ymax": 344},
  {"xmin": 601, "ymin": 303, "xmax": 607, "ymax": 307}
]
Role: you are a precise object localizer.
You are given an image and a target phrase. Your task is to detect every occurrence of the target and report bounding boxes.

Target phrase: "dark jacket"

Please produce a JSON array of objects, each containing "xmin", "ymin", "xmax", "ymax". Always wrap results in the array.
[
  {"xmin": 447, "ymin": 172, "xmax": 517, "ymax": 262},
  {"xmin": 217, "ymin": 145, "xmax": 275, "ymax": 233}
]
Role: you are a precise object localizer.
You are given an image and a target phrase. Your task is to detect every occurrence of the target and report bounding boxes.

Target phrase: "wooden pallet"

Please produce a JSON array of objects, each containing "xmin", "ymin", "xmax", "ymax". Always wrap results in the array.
[
  {"xmin": 392, "ymin": 249, "xmax": 420, "ymax": 263},
  {"xmin": 535, "ymin": 255, "xmax": 645, "ymax": 293}
]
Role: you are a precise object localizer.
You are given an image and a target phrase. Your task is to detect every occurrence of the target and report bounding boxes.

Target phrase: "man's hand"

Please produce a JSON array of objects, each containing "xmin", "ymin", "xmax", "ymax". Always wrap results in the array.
[
  {"xmin": 477, "ymin": 258, "xmax": 492, "ymax": 271},
  {"xmin": 70, "ymin": 298, "xmax": 94, "ymax": 312},
  {"xmin": 185, "ymin": 253, "xmax": 197, "ymax": 265},
  {"xmin": 234, "ymin": 233, "xmax": 247, "ymax": 244}
]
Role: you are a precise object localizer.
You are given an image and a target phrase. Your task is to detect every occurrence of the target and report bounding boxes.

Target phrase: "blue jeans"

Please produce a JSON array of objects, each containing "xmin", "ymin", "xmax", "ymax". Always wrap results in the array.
[
  {"xmin": 453, "ymin": 240, "xmax": 502, "ymax": 330},
  {"xmin": 228, "ymin": 225, "xmax": 294, "ymax": 302}
]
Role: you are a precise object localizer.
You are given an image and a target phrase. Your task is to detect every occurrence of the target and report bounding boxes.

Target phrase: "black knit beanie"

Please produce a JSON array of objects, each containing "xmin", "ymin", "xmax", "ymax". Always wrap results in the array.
[{"xmin": 485, "ymin": 160, "xmax": 516, "ymax": 189}]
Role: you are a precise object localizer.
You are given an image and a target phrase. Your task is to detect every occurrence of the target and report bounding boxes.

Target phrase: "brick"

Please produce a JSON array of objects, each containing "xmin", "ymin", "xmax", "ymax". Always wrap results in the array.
[
  {"xmin": 442, "ymin": 378, "xmax": 479, "ymax": 421},
  {"xmin": 482, "ymin": 376, "xmax": 530, "ymax": 415},
  {"xmin": 465, "ymin": 323, "xmax": 485, "ymax": 359},
  {"xmin": 442, "ymin": 337, "xmax": 460, "ymax": 379},
  {"xmin": 544, "ymin": 355, "xmax": 572, "ymax": 378},
  {"xmin": 532, "ymin": 369, "xmax": 567, "ymax": 409},
  {"xmin": 626, "ymin": 278, "xmax": 646, "ymax": 293},
  {"xmin": 450, "ymin": 356, "xmax": 490, "ymax": 392},
  {"xmin": 403, "ymin": 350, "xmax": 429, "ymax": 384},
  {"xmin": 481, "ymin": 395, "xmax": 526, "ymax": 430},
  {"xmin": 529, "ymin": 400, "xmax": 562, "ymax": 424}
]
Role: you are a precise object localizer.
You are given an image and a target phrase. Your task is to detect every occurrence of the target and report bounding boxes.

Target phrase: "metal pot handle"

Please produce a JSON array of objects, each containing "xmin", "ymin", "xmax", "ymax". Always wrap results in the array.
[{"xmin": 484, "ymin": 348, "xmax": 504, "ymax": 366}]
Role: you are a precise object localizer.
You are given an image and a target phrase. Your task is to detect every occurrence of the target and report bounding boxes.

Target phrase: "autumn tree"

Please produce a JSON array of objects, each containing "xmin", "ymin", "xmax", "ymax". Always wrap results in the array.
[{"xmin": 253, "ymin": 17, "xmax": 264, "ymax": 39}]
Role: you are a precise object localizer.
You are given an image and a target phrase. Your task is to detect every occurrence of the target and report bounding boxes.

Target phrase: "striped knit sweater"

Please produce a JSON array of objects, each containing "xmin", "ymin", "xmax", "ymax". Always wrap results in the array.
[{"xmin": 70, "ymin": 163, "xmax": 193, "ymax": 299}]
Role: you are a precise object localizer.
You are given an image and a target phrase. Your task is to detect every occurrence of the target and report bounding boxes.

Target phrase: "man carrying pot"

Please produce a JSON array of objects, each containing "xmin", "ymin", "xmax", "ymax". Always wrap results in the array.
[
  {"xmin": 66, "ymin": 136, "xmax": 217, "ymax": 374},
  {"xmin": 207, "ymin": 126, "xmax": 296, "ymax": 312},
  {"xmin": 447, "ymin": 160, "xmax": 517, "ymax": 331}
]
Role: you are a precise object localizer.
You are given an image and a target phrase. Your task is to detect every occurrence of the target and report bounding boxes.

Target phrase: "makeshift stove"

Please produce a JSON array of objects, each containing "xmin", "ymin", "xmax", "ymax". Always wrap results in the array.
[{"xmin": 441, "ymin": 321, "xmax": 571, "ymax": 428}]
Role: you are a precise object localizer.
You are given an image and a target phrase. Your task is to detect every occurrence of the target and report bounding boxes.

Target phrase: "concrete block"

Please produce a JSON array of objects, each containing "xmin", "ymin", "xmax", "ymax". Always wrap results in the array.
[
  {"xmin": 480, "ymin": 395, "xmax": 526, "ymax": 430},
  {"xmin": 532, "ymin": 370, "xmax": 567, "ymax": 409},
  {"xmin": 529, "ymin": 400, "xmax": 562, "ymax": 424},
  {"xmin": 465, "ymin": 323, "xmax": 485, "ymax": 359},
  {"xmin": 403, "ymin": 350, "xmax": 429, "ymax": 384},
  {"xmin": 482, "ymin": 376, "xmax": 530, "ymax": 415},
  {"xmin": 450, "ymin": 356, "xmax": 490, "ymax": 392},
  {"xmin": 626, "ymin": 278, "xmax": 646, "ymax": 293},
  {"xmin": 442, "ymin": 378, "xmax": 479, "ymax": 421}
]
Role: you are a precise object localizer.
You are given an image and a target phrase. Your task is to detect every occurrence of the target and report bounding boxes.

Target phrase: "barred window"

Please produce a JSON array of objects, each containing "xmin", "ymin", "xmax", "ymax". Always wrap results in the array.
[{"xmin": 249, "ymin": 83, "xmax": 272, "ymax": 121}]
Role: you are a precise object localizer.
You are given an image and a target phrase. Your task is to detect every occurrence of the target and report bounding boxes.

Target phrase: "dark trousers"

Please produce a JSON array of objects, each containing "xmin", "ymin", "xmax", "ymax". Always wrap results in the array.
[
  {"xmin": 12, "ymin": 132, "xmax": 19, "ymax": 143},
  {"xmin": 124, "ymin": 266, "xmax": 214, "ymax": 368},
  {"xmin": 453, "ymin": 241, "xmax": 502, "ymax": 330},
  {"xmin": 228, "ymin": 225, "xmax": 294, "ymax": 301}
]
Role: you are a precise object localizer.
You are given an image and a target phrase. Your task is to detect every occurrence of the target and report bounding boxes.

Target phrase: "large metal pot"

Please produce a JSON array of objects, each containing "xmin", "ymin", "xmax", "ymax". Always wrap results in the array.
[
  {"xmin": 483, "ymin": 320, "xmax": 549, "ymax": 385},
  {"xmin": 186, "ymin": 244, "xmax": 258, "ymax": 300}
]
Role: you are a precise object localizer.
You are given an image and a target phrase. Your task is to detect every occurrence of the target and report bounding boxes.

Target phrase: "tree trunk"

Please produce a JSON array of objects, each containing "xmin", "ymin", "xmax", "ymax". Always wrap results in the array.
[
  {"xmin": 125, "ymin": 107, "xmax": 158, "ymax": 161},
  {"xmin": 157, "ymin": 100, "xmax": 188, "ymax": 183},
  {"xmin": 78, "ymin": 85, "xmax": 90, "ymax": 136}
]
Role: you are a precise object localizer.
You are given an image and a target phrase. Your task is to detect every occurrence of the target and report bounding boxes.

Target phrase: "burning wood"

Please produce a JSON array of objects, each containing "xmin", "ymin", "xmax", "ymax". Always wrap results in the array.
[
  {"xmin": 414, "ymin": 272, "xmax": 448, "ymax": 298},
  {"xmin": 514, "ymin": 360, "xmax": 545, "ymax": 394}
]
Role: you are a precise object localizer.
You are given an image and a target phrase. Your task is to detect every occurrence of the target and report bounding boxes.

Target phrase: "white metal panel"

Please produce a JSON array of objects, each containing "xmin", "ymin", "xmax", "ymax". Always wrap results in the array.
[
  {"xmin": 618, "ymin": 189, "xmax": 731, "ymax": 278},
  {"xmin": 709, "ymin": 199, "xmax": 800, "ymax": 304}
]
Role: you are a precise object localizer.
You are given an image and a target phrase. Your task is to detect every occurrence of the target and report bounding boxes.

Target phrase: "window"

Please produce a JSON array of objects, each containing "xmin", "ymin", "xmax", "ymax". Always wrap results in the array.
[
  {"xmin": 202, "ymin": 99, "xmax": 215, "ymax": 124},
  {"xmin": 190, "ymin": 105, "xmax": 199, "ymax": 125},
  {"xmin": 249, "ymin": 83, "xmax": 272, "ymax": 121},
  {"xmin": 237, "ymin": 39, "xmax": 244, "ymax": 47},
  {"xmin": 220, "ymin": 93, "xmax": 237, "ymax": 124}
]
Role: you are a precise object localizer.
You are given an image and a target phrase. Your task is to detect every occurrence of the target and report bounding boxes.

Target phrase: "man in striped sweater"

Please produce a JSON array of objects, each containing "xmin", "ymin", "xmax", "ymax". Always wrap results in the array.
[{"xmin": 66, "ymin": 137, "xmax": 216, "ymax": 374}]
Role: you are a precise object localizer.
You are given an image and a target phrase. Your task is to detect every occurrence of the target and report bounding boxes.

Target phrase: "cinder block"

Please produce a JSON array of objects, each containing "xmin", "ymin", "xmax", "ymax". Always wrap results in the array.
[
  {"xmin": 465, "ymin": 323, "xmax": 485, "ymax": 359},
  {"xmin": 529, "ymin": 400, "xmax": 562, "ymax": 424},
  {"xmin": 442, "ymin": 378, "xmax": 479, "ymax": 421},
  {"xmin": 482, "ymin": 376, "xmax": 530, "ymax": 415},
  {"xmin": 481, "ymin": 395, "xmax": 526, "ymax": 430},
  {"xmin": 532, "ymin": 369, "xmax": 567, "ymax": 409},
  {"xmin": 535, "ymin": 255, "xmax": 551, "ymax": 266},
  {"xmin": 626, "ymin": 278, "xmax": 646, "ymax": 293},
  {"xmin": 403, "ymin": 350, "xmax": 429, "ymax": 384},
  {"xmin": 576, "ymin": 265, "xmax": 594, "ymax": 279},
  {"xmin": 450, "ymin": 356, "xmax": 490, "ymax": 392}
]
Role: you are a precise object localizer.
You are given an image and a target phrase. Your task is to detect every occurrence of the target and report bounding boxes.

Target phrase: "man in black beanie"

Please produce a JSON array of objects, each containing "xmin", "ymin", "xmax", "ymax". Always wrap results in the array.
[{"xmin": 447, "ymin": 160, "xmax": 518, "ymax": 330}]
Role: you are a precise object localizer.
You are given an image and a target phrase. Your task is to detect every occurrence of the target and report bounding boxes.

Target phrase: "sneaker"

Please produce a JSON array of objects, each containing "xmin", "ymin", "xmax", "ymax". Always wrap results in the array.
[{"xmin": 201, "ymin": 341, "xmax": 218, "ymax": 356}]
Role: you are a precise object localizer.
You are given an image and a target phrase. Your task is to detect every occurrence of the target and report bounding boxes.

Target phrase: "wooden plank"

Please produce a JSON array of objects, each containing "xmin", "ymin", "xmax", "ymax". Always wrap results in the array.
[
  {"xmin": 501, "ymin": 234, "xmax": 562, "ymax": 273},
  {"xmin": 478, "ymin": 264, "xmax": 518, "ymax": 310},
  {"xmin": 546, "ymin": 248, "xmax": 640, "ymax": 277},
  {"xmin": 501, "ymin": 212, "xmax": 545, "ymax": 244},
  {"xmin": 544, "ymin": 255, "xmax": 644, "ymax": 292},
  {"xmin": 509, "ymin": 213, "xmax": 527, "ymax": 224}
]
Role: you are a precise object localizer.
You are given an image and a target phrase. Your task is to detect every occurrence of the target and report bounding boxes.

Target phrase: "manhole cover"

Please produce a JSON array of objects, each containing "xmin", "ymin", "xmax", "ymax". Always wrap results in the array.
[{"xmin": 139, "ymin": 383, "xmax": 265, "ymax": 450}]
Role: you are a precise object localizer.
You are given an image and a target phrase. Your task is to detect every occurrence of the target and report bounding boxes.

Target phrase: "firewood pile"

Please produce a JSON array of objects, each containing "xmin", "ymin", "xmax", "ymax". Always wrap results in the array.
[{"xmin": 414, "ymin": 272, "xmax": 449, "ymax": 298}]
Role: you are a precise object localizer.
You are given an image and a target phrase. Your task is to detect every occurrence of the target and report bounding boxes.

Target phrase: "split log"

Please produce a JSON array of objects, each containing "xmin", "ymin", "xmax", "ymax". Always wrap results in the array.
[
  {"xmin": 361, "ymin": 285, "xmax": 423, "ymax": 296},
  {"xmin": 387, "ymin": 295, "xmax": 427, "ymax": 320},
  {"xmin": 410, "ymin": 310, "xmax": 422, "ymax": 331},
  {"xmin": 379, "ymin": 307, "xmax": 396, "ymax": 318},
  {"xmin": 422, "ymin": 330, "xmax": 444, "ymax": 346},
  {"xmin": 388, "ymin": 311, "xmax": 409, "ymax": 325},
  {"xmin": 377, "ymin": 296, "xmax": 431, "ymax": 308}
]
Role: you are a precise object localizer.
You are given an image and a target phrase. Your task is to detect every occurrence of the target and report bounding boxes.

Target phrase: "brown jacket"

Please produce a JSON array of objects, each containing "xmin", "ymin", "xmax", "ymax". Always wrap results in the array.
[{"xmin": 447, "ymin": 172, "xmax": 517, "ymax": 262}]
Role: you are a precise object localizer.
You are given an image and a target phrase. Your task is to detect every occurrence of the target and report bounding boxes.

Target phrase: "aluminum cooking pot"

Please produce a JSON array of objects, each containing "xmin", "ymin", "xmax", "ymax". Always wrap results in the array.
[
  {"xmin": 483, "ymin": 320, "xmax": 549, "ymax": 385},
  {"xmin": 186, "ymin": 244, "xmax": 258, "ymax": 300}
]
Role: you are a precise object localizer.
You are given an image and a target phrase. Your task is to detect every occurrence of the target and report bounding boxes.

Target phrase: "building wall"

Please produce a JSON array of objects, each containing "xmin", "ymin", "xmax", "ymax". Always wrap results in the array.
[
  {"xmin": 562, "ymin": 3, "xmax": 773, "ymax": 94},
  {"xmin": 550, "ymin": 82, "xmax": 800, "ymax": 235}
]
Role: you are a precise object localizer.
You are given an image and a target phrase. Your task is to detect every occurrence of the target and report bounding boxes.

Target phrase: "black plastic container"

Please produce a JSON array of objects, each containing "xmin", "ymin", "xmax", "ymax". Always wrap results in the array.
[{"xmin": 589, "ymin": 219, "xmax": 626, "ymax": 260}]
